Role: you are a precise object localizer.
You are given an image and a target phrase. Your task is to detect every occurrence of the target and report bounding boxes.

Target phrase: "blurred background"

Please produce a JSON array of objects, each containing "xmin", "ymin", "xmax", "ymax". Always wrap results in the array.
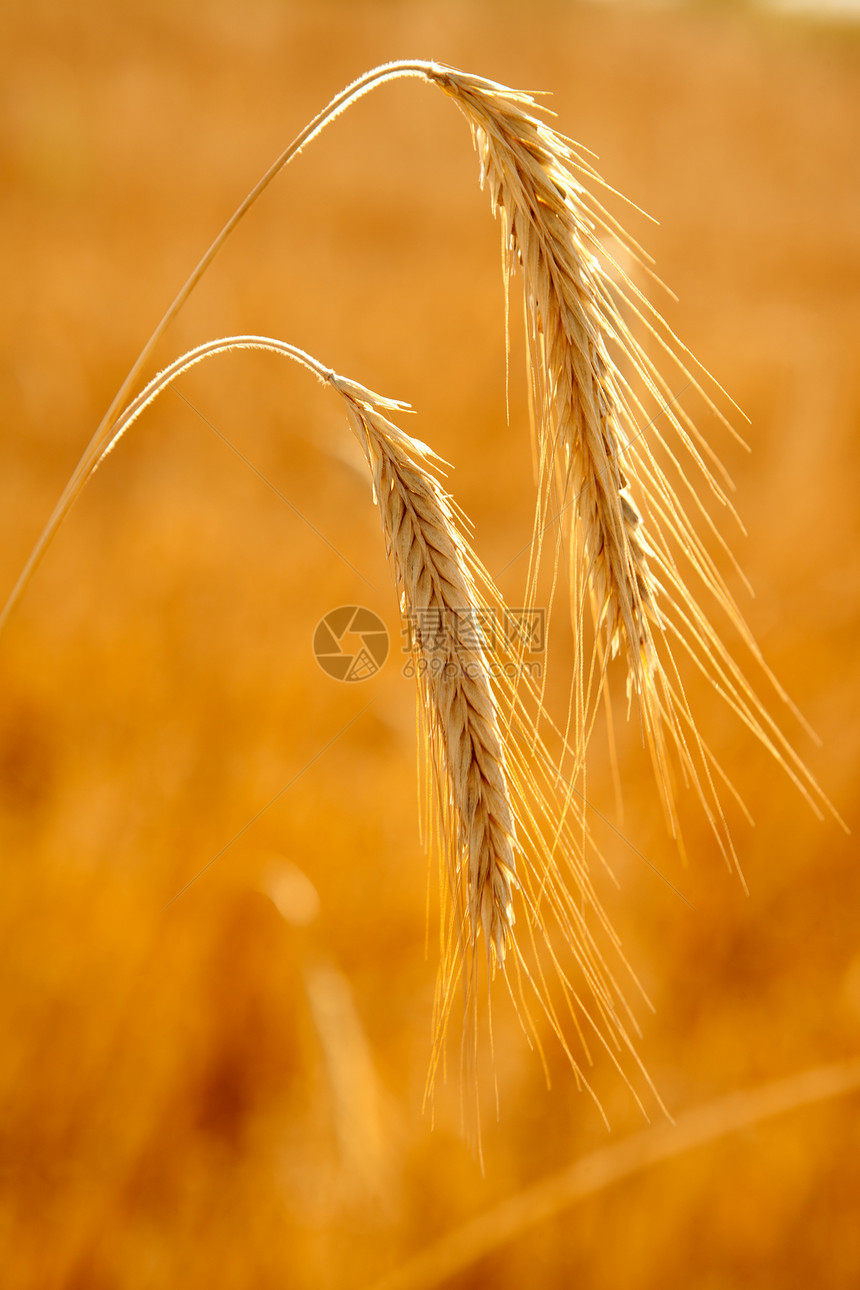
[{"xmin": 1, "ymin": 1, "xmax": 859, "ymax": 1286}]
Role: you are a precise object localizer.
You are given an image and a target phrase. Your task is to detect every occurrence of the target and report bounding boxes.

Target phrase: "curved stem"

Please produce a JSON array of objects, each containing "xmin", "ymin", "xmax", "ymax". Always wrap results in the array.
[
  {"xmin": 0, "ymin": 59, "xmax": 438, "ymax": 635},
  {"xmin": 95, "ymin": 336, "xmax": 339, "ymax": 460}
]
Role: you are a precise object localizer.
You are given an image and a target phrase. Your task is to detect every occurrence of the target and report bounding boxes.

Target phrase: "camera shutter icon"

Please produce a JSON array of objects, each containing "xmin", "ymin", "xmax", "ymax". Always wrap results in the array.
[{"xmin": 313, "ymin": 606, "xmax": 389, "ymax": 682}]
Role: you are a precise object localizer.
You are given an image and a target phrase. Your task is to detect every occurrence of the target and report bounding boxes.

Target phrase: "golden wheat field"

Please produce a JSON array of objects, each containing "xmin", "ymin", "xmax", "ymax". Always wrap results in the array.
[{"xmin": 2, "ymin": 1, "xmax": 860, "ymax": 1286}]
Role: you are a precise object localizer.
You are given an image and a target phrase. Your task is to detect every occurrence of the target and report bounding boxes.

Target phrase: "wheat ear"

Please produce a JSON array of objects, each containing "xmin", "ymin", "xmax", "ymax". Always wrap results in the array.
[
  {"xmin": 430, "ymin": 65, "xmax": 840, "ymax": 858},
  {"xmin": 73, "ymin": 335, "xmax": 654, "ymax": 1122},
  {"xmin": 74, "ymin": 340, "xmax": 517, "ymax": 963},
  {"xmin": 434, "ymin": 69, "xmax": 658, "ymax": 684},
  {"xmin": 329, "ymin": 375, "xmax": 654, "ymax": 1122},
  {"xmin": 333, "ymin": 376, "xmax": 520, "ymax": 966}
]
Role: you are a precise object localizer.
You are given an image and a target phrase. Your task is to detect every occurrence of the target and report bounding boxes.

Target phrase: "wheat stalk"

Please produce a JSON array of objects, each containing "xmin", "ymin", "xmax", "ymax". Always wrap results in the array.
[{"xmin": 76, "ymin": 340, "xmax": 517, "ymax": 968}]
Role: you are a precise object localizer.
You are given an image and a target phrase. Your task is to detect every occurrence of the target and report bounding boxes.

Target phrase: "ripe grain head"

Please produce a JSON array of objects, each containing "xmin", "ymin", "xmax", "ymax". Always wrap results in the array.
[
  {"xmin": 331, "ymin": 375, "xmax": 652, "ymax": 1115},
  {"xmin": 75, "ymin": 338, "xmax": 650, "ymax": 1124},
  {"xmin": 428, "ymin": 64, "xmax": 838, "ymax": 864},
  {"xmin": 333, "ymin": 374, "xmax": 520, "ymax": 969}
]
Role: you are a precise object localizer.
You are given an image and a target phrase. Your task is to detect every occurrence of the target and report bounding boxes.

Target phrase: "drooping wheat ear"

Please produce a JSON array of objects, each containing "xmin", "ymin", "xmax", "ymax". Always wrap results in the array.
[
  {"xmin": 331, "ymin": 375, "xmax": 519, "ymax": 968},
  {"xmin": 428, "ymin": 64, "xmax": 839, "ymax": 857},
  {"xmin": 63, "ymin": 335, "xmax": 650, "ymax": 1118},
  {"xmin": 84, "ymin": 338, "xmax": 523, "ymax": 970},
  {"xmin": 432, "ymin": 67, "xmax": 658, "ymax": 687},
  {"xmin": 330, "ymin": 372, "xmax": 653, "ymax": 1121}
]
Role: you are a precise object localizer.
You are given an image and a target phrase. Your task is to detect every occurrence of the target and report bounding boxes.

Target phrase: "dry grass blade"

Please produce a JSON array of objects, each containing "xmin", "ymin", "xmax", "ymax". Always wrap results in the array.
[{"xmin": 369, "ymin": 1055, "xmax": 860, "ymax": 1290}]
